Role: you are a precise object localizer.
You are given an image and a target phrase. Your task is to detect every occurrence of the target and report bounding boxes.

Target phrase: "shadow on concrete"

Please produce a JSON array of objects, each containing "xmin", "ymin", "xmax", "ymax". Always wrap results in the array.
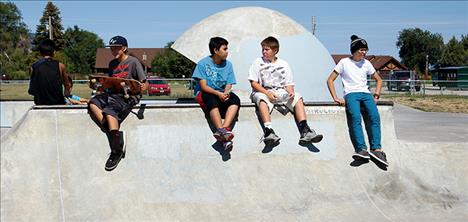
[
  {"xmin": 211, "ymin": 141, "xmax": 231, "ymax": 161},
  {"xmin": 350, "ymin": 158, "xmax": 370, "ymax": 167},
  {"xmin": 370, "ymin": 157, "xmax": 388, "ymax": 171},
  {"xmin": 298, "ymin": 142, "xmax": 321, "ymax": 153}
]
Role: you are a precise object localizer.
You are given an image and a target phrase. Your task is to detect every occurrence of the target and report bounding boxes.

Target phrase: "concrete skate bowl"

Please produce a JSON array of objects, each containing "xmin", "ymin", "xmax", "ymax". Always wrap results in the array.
[
  {"xmin": 172, "ymin": 7, "xmax": 342, "ymax": 102},
  {"xmin": 1, "ymin": 103, "xmax": 467, "ymax": 221}
]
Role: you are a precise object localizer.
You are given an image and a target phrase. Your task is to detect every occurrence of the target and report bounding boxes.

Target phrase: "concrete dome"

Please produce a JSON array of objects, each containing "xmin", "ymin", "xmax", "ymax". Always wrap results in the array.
[{"xmin": 173, "ymin": 7, "xmax": 342, "ymax": 102}]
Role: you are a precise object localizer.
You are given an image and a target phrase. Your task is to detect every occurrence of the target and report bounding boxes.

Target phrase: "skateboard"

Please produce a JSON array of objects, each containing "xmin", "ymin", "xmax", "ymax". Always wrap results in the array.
[{"xmin": 89, "ymin": 75, "xmax": 141, "ymax": 99}]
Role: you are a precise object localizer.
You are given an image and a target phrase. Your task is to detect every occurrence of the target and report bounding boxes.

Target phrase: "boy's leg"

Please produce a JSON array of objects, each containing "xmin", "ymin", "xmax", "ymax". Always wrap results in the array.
[
  {"xmin": 361, "ymin": 94, "xmax": 381, "ymax": 150},
  {"xmin": 221, "ymin": 93, "xmax": 240, "ymax": 128},
  {"xmin": 252, "ymin": 92, "xmax": 280, "ymax": 145},
  {"xmin": 289, "ymin": 97, "xmax": 323, "ymax": 144},
  {"xmin": 209, "ymin": 108, "xmax": 223, "ymax": 129},
  {"xmin": 344, "ymin": 93, "xmax": 369, "ymax": 158},
  {"xmin": 361, "ymin": 94, "xmax": 387, "ymax": 165}
]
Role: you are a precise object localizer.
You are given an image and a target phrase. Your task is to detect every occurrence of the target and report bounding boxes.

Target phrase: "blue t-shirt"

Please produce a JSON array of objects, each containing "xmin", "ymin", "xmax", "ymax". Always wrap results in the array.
[{"xmin": 192, "ymin": 56, "xmax": 236, "ymax": 95}]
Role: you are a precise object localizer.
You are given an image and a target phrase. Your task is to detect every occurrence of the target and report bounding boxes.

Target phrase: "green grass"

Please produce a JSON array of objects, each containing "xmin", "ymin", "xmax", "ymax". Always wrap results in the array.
[{"xmin": 0, "ymin": 81, "xmax": 194, "ymax": 101}]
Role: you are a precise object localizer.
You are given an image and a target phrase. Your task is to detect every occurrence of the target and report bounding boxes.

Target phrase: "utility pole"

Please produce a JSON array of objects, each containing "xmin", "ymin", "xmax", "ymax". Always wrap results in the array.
[
  {"xmin": 142, "ymin": 52, "xmax": 147, "ymax": 74},
  {"xmin": 48, "ymin": 15, "xmax": 53, "ymax": 40},
  {"xmin": 425, "ymin": 54, "xmax": 429, "ymax": 80},
  {"xmin": 312, "ymin": 16, "xmax": 316, "ymax": 35}
]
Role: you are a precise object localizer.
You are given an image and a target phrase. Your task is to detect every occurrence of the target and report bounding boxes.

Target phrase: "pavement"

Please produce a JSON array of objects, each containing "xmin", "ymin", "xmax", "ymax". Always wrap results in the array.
[
  {"xmin": 1, "ymin": 102, "xmax": 467, "ymax": 221},
  {"xmin": 393, "ymin": 103, "xmax": 468, "ymax": 142}
]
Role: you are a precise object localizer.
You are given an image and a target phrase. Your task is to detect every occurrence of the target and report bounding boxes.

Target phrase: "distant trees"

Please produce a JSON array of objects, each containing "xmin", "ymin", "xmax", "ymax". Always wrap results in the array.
[
  {"xmin": 439, "ymin": 37, "xmax": 466, "ymax": 67},
  {"xmin": 62, "ymin": 26, "xmax": 104, "ymax": 74},
  {"xmin": 396, "ymin": 28, "xmax": 444, "ymax": 74},
  {"xmin": 396, "ymin": 28, "xmax": 468, "ymax": 76},
  {"xmin": 0, "ymin": 2, "xmax": 31, "ymax": 79},
  {"xmin": 151, "ymin": 41, "xmax": 196, "ymax": 78},
  {"xmin": 32, "ymin": 1, "xmax": 65, "ymax": 51}
]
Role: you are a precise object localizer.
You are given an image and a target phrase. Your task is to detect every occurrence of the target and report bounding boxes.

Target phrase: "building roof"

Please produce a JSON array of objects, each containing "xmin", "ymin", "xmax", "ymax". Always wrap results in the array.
[
  {"xmin": 95, "ymin": 48, "xmax": 166, "ymax": 69},
  {"xmin": 331, "ymin": 54, "xmax": 407, "ymax": 71}
]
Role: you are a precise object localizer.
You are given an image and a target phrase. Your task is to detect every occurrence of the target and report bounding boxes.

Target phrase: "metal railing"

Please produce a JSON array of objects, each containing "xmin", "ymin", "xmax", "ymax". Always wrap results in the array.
[
  {"xmin": 2, "ymin": 79, "xmax": 468, "ymax": 101},
  {"xmin": 367, "ymin": 80, "xmax": 468, "ymax": 96}
]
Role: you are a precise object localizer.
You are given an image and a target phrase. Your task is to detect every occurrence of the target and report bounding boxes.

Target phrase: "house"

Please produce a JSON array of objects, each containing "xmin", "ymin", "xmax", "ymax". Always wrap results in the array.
[
  {"xmin": 332, "ymin": 55, "xmax": 407, "ymax": 79},
  {"xmin": 95, "ymin": 48, "xmax": 166, "ymax": 74}
]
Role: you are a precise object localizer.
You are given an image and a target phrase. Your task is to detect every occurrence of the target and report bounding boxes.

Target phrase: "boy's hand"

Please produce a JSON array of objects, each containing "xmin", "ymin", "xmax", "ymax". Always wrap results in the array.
[
  {"xmin": 334, "ymin": 97, "xmax": 345, "ymax": 106},
  {"xmin": 140, "ymin": 82, "xmax": 148, "ymax": 91},
  {"xmin": 266, "ymin": 91, "xmax": 278, "ymax": 102},
  {"xmin": 217, "ymin": 91, "xmax": 228, "ymax": 102},
  {"xmin": 288, "ymin": 91, "xmax": 295, "ymax": 99}
]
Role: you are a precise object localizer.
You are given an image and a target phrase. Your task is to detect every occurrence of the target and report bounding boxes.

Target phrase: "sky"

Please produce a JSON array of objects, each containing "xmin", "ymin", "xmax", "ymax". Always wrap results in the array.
[{"xmin": 12, "ymin": 1, "xmax": 468, "ymax": 60}]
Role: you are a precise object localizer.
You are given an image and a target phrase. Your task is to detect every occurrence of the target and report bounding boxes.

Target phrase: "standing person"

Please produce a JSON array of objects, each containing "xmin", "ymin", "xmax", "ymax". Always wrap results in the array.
[
  {"xmin": 192, "ymin": 37, "xmax": 240, "ymax": 151},
  {"xmin": 326, "ymin": 35, "xmax": 388, "ymax": 166},
  {"xmin": 248, "ymin": 36, "xmax": 323, "ymax": 146},
  {"xmin": 88, "ymin": 36, "xmax": 147, "ymax": 171},
  {"xmin": 28, "ymin": 39, "xmax": 71, "ymax": 105}
]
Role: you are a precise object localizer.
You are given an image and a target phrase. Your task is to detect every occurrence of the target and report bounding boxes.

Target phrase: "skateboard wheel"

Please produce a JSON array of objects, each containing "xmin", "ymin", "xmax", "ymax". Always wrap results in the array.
[
  {"xmin": 124, "ymin": 94, "xmax": 130, "ymax": 99},
  {"xmin": 120, "ymin": 82, "xmax": 126, "ymax": 86},
  {"xmin": 91, "ymin": 79, "xmax": 96, "ymax": 83}
]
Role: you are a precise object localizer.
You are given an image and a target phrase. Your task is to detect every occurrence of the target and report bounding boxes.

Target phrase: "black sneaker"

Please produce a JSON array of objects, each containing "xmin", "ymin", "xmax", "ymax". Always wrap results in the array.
[
  {"xmin": 299, "ymin": 126, "xmax": 323, "ymax": 144},
  {"xmin": 263, "ymin": 128, "xmax": 280, "ymax": 145},
  {"xmin": 105, "ymin": 151, "xmax": 124, "ymax": 171},
  {"xmin": 352, "ymin": 150, "xmax": 370, "ymax": 160},
  {"xmin": 369, "ymin": 150, "xmax": 388, "ymax": 166}
]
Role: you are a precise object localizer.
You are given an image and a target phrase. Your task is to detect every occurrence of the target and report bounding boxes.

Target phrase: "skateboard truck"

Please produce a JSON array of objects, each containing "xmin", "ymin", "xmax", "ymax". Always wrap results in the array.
[
  {"xmin": 90, "ymin": 78, "xmax": 103, "ymax": 92},
  {"xmin": 121, "ymin": 81, "xmax": 130, "ymax": 99}
]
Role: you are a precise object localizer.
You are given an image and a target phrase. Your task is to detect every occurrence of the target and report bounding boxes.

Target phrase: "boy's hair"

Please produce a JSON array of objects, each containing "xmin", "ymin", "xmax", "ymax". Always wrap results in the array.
[
  {"xmin": 38, "ymin": 39, "xmax": 56, "ymax": 56},
  {"xmin": 261, "ymin": 36, "xmax": 280, "ymax": 53},
  {"xmin": 209, "ymin": 37, "xmax": 228, "ymax": 55}
]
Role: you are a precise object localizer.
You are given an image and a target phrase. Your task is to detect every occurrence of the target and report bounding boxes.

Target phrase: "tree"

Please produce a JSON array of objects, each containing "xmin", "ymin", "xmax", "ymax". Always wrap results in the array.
[
  {"xmin": 396, "ymin": 28, "xmax": 444, "ymax": 75},
  {"xmin": 32, "ymin": 1, "xmax": 65, "ymax": 51},
  {"xmin": 151, "ymin": 42, "xmax": 196, "ymax": 78},
  {"xmin": 461, "ymin": 35, "xmax": 468, "ymax": 66},
  {"xmin": 439, "ymin": 36, "xmax": 465, "ymax": 67},
  {"xmin": 62, "ymin": 25, "xmax": 104, "ymax": 74},
  {"xmin": 0, "ymin": 2, "xmax": 31, "ymax": 79}
]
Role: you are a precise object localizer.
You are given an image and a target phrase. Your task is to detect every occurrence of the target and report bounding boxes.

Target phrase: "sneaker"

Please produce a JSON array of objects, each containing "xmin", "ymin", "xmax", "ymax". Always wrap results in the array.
[
  {"xmin": 105, "ymin": 151, "xmax": 124, "ymax": 171},
  {"xmin": 223, "ymin": 141, "xmax": 233, "ymax": 152},
  {"xmin": 369, "ymin": 150, "xmax": 388, "ymax": 166},
  {"xmin": 352, "ymin": 150, "xmax": 370, "ymax": 160},
  {"xmin": 213, "ymin": 127, "xmax": 234, "ymax": 142},
  {"xmin": 264, "ymin": 128, "xmax": 280, "ymax": 145},
  {"xmin": 299, "ymin": 126, "xmax": 323, "ymax": 144}
]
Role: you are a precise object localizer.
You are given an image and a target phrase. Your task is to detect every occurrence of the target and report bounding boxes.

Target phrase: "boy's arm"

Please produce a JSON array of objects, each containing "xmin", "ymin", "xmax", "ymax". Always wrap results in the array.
[
  {"xmin": 327, "ymin": 70, "xmax": 345, "ymax": 105},
  {"xmin": 199, "ymin": 79, "xmax": 224, "ymax": 100},
  {"xmin": 371, "ymin": 71, "xmax": 383, "ymax": 102},
  {"xmin": 250, "ymin": 80, "xmax": 278, "ymax": 101},
  {"xmin": 28, "ymin": 67, "xmax": 35, "ymax": 95},
  {"xmin": 60, "ymin": 63, "xmax": 71, "ymax": 97},
  {"xmin": 286, "ymin": 85, "xmax": 295, "ymax": 98}
]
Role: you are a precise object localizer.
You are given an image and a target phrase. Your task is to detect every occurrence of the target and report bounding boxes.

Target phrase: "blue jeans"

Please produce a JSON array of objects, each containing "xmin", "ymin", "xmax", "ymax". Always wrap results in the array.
[{"xmin": 344, "ymin": 92, "xmax": 381, "ymax": 152}]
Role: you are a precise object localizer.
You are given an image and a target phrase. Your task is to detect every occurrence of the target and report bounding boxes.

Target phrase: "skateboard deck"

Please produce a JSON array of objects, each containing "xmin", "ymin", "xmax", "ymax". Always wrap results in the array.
[{"xmin": 89, "ymin": 75, "xmax": 141, "ymax": 99}]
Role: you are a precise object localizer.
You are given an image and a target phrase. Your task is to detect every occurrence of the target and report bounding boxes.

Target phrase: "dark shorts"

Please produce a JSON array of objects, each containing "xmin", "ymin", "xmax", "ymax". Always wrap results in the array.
[
  {"xmin": 89, "ymin": 93, "xmax": 137, "ymax": 123},
  {"xmin": 198, "ymin": 92, "xmax": 240, "ymax": 118}
]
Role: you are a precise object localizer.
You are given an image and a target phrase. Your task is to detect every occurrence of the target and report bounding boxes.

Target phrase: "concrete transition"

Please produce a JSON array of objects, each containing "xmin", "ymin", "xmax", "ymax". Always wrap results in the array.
[
  {"xmin": 1, "ymin": 103, "xmax": 467, "ymax": 221},
  {"xmin": 172, "ymin": 7, "xmax": 342, "ymax": 102}
]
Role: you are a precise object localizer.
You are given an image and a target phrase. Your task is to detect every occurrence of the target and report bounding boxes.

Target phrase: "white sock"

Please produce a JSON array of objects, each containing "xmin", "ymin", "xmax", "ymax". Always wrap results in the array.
[{"xmin": 264, "ymin": 122, "xmax": 272, "ymax": 129}]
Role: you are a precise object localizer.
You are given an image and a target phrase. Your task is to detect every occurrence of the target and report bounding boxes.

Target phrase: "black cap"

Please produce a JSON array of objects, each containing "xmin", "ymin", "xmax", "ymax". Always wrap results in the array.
[
  {"xmin": 106, "ymin": 36, "xmax": 128, "ymax": 47},
  {"xmin": 350, "ymin": 35, "xmax": 368, "ymax": 54}
]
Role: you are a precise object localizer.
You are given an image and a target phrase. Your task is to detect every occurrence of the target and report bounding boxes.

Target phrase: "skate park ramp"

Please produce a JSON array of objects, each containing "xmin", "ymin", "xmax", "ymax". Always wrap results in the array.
[
  {"xmin": 1, "ymin": 103, "xmax": 467, "ymax": 221},
  {"xmin": 172, "ymin": 6, "xmax": 341, "ymax": 102}
]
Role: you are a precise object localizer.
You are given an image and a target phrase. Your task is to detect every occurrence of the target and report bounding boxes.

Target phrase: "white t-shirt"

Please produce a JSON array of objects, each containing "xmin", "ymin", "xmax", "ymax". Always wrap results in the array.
[
  {"xmin": 248, "ymin": 57, "xmax": 294, "ymax": 90},
  {"xmin": 334, "ymin": 57, "xmax": 376, "ymax": 95}
]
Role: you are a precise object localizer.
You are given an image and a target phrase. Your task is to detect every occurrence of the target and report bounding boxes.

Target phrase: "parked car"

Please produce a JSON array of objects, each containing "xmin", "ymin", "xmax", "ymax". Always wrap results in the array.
[
  {"xmin": 147, "ymin": 78, "xmax": 171, "ymax": 96},
  {"xmin": 387, "ymin": 71, "xmax": 421, "ymax": 91}
]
